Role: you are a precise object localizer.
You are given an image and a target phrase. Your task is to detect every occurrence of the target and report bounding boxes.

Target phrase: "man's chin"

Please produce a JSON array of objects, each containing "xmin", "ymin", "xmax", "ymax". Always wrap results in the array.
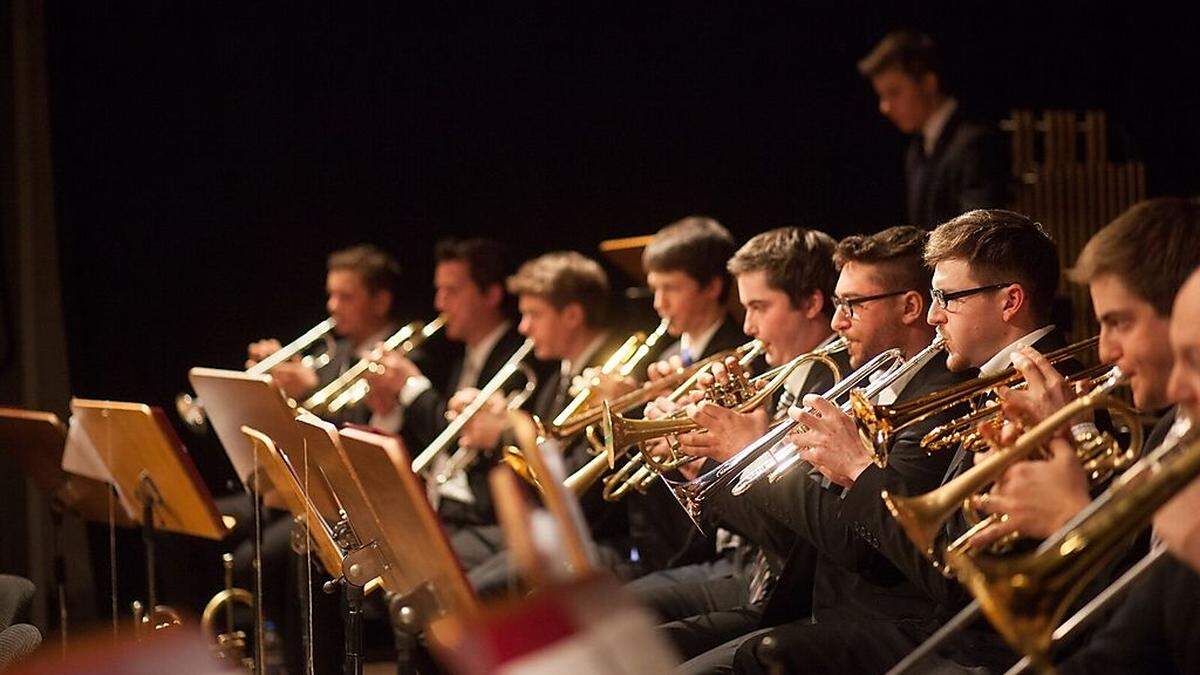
[{"xmin": 945, "ymin": 350, "xmax": 973, "ymax": 373}]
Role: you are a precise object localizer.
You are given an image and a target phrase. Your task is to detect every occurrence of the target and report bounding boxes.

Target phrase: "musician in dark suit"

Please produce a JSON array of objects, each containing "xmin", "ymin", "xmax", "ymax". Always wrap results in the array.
[
  {"xmin": 463, "ymin": 251, "xmax": 649, "ymax": 591},
  {"xmin": 362, "ymin": 238, "xmax": 533, "ymax": 567},
  {"xmin": 628, "ymin": 216, "xmax": 745, "ymax": 573},
  {"xmin": 671, "ymin": 226, "xmax": 972, "ymax": 671},
  {"xmin": 626, "ymin": 226, "xmax": 843, "ymax": 657},
  {"xmin": 858, "ymin": 30, "xmax": 1008, "ymax": 229},
  {"xmin": 1059, "ymin": 268, "xmax": 1200, "ymax": 675}
]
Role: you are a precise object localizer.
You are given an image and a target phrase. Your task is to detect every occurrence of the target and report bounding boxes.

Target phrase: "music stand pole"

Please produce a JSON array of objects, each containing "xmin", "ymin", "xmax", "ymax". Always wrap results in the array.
[{"xmin": 137, "ymin": 474, "xmax": 163, "ymax": 624}]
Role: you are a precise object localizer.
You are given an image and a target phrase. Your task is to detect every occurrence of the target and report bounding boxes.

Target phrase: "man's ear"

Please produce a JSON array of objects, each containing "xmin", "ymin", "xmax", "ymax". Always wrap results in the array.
[
  {"xmin": 999, "ymin": 284, "xmax": 1027, "ymax": 323},
  {"xmin": 483, "ymin": 283, "xmax": 504, "ymax": 310},
  {"xmin": 899, "ymin": 290, "xmax": 925, "ymax": 325},
  {"xmin": 371, "ymin": 289, "xmax": 393, "ymax": 320},
  {"xmin": 920, "ymin": 71, "xmax": 941, "ymax": 97},
  {"xmin": 798, "ymin": 289, "xmax": 825, "ymax": 320},
  {"xmin": 562, "ymin": 302, "xmax": 586, "ymax": 331}
]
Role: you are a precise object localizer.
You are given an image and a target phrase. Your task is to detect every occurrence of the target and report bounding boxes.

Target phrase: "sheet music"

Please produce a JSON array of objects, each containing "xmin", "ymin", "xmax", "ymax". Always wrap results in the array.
[{"xmin": 61, "ymin": 416, "xmax": 136, "ymax": 518}]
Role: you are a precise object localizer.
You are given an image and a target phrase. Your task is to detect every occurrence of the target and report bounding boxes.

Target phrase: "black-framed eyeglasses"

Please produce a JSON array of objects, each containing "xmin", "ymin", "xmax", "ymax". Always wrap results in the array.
[
  {"xmin": 930, "ymin": 282, "xmax": 1014, "ymax": 311},
  {"xmin": 831, "ymin": 290, "xmax": 910, "ymax": 319}
]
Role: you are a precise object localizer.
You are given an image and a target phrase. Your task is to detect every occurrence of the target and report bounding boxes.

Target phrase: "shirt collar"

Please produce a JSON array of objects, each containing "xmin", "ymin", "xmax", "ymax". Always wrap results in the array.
[
  {"xmin": 464, "ymin": 320, "xmax": 512, "ymax": 372},
  {"xmin": 978, "ymin": 324, "xmax": 1055, "ymax": 377},
  {"xmin": 784, "ymin": 332, "xmax": 839, "ymax": 396},
  {"xmin": 562, "ymin": 331, "xmax": 610, "ymax": 380},
  {"xmin": 681, "ymin": 316, "xmax": 725, "ymax": 362},
  {"xmin": 922, "ymin": 97, "xmax": 958, "ymax": 156}
]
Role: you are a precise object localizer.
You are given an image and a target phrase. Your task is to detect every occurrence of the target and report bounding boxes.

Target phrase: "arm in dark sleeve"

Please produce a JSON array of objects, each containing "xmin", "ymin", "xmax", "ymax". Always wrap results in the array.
[
  {"xmin": 956, "ymin": 124, "xmax": 1010, "ymax": 213},
  {"xmin": 400, "ymin": 387, "xmax": 450, "ymax": 454}
]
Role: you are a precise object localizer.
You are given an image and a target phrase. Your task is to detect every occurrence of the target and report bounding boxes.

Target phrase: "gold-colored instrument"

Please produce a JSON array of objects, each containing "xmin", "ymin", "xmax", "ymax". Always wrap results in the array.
[
  {"xmin": 131, "ymin": 601, "xmax": 182, "ymax": 638},
  {"xmin": 851, "ymin": 336, "xmax": 1099, "ymax": 467},
  {"xmin": 666, "ymin": 344, "xmax": 907, "ymax": 524},
  {"xmin": 919, "ymin": 361, "xmax": 1116, "ymax": 455},
  {"xmin": 595, "ymin": 338, "xmax": 771, "ymax": 501},
  {"xmin": 944, "ymin": 415, "xmax": 1197, "ymax": 667},
  {"xmin": 600, "ymin": 337, "xmax": 850, "ymax": 502},
  {"xmin": 302, "ymin": 316, "xmax": 446, "ymax": 416},
  {"xmin": 176, "ymin": 317, "xmax": 338, "ymax": 432},
  {"xmin": 411, "ymin": 338, "xmax": 538, "ymax": 476},
  {"xmin": 202, "ymin": 552, "xmax": 256, "ymax": 669},
  {"xmin": 540, "ymin": 319, "xmax": 671, "ymax": 440},
  {"xmin": 882, "ymin": 367, "xmax": 1143, "ymax": 563}
]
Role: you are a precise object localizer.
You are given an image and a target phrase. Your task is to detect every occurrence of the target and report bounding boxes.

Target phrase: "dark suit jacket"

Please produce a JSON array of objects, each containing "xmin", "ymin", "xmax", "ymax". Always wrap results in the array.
[
  {"xmin": 626, "ymin": 316, "xmax": 749, "ymax": 572},
  {"xmin": 401, "ymin": 325, "xmax": 548, "ymax": 528},
  {"xmin": 727, "ymin": 349, "xmax": 973, "ymax": 629},
  {"xmin": 906, "ymin": 107, "xmax": 1009, "ymax": 228}
]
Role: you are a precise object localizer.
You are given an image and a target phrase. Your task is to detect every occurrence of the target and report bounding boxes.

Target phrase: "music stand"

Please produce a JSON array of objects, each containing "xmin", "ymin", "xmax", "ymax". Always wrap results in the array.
[
  {"xmin": 69, "ymin": 399, "xmax": 229, "ymax": 630},
  {"xmin": 188, "ymin": 367, "xmax": 340, "ymax": 520},
  {"xmin": 0, "ymin": 408, "xmax": 134, "ymax": 654}
]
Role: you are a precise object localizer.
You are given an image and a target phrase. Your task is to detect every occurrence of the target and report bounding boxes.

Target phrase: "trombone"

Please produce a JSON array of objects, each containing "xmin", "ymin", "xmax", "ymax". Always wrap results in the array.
[
  {"xmin": 301, "ymin": 316, "xmax": 446, "ymax": 416},
  {"xmin": 943, "ymin": 415, "xmax": 1197, "ymax": 669},
  {"xmin": 852, "ymin": 336, "xmax": 1099, "ymax": 467},
  {"xmin": 540, "ymin": 319, "xmax": 671, "ymax": 440},
  {"xmin": 410, "ymin": 338, "xmax": 538, "ymax": 476},
  {"xmin": 176, "ymin": 317, "xmax": 338, "ymax": 433},
  {"xmin": 881, "ymin": 367, "xmax": 1144, "ymax": 563}
]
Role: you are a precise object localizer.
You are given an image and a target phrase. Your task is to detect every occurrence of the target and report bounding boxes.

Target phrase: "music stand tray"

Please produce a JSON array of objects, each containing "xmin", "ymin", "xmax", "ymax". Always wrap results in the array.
[
  {"xmin": 0, "ymin": 407, "xmax": 132, "ymax": 526},
  {"xmin": 188, "ymin": 367, "xmax": 339, "ymax": 520}
]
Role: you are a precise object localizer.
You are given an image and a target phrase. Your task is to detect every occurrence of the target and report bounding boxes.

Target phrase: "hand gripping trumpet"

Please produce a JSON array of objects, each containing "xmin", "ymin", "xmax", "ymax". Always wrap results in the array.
[
  {"xmin": 943, "ymin": 416, "xmax": 1197, "ymax": 669},
  {"xmin": 301, "ymin": 316, "xmax": 446, "ymax": 416},
  {"xmin": 852, "ymin": 336, "xmax": 1098, "ymax": 468},
  {"xmin": 881, "ymin": 367, "xmax": 1143, "ymax": 563},
  {"xmin": 411, "ymin": 338, "xmax": 538, "ymax": 476},
  {"xmin": 661, "ymin": 345, "xmax": 902, "ymax": 526}
]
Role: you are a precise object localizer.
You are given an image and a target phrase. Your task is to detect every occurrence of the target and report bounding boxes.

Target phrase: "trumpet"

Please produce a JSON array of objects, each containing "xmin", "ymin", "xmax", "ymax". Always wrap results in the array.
[
  {"xmin": 540, "ymin": 319, "xmax": 671, "ymax": 440},
  {"xmin": 852, "ymin": 336, "xmax": 1099, "ymax": 467},
  {"xmin": 943, "ymin": 415, "xmax": 1197, "ymax": 667},
  {"xmin": 881, "ymin": 367, "xmax": 1143, "ymax": 563},
  {"xmin": 202, "ymin": 553, "xmax": 256, "ymax": 669},
  {"xmin": 302, "ymin": 316, "xmax": 446, "ymax": 416},
  {"xmin": 665, "ymin": 345, "xmax": 905, "ymax": 524},
  {"xmin": 599, "ymin": 338, "xmax": 847, "ymax": 502},
  {"xmin": 411, "ymin": 338, "xmax": 538, "ymax": 475},
  {"xmin": 595, "ymin": 339, "xmax": 772, "ymax": 501},
  {"xmin": 176, "ymin": 317, "xmax": 338, "ymax": 432}
]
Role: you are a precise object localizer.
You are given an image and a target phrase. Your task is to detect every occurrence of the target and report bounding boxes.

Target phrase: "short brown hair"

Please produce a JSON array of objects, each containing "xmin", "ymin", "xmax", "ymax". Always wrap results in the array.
[
  {"xmin": 727, "ymin": 227, "xmax": 837, "ymax": 314},
  {"xmin": 435, "ymin": 238, "xmax": 512, "ymax": 293},
  {"xmin": 857, "ymin": 29, "xmax": 940, "ymax": 81},
  {"xmin": 507, "ymin": 252, "xmax": 610, "ymax": 328},
  {"xmin": 643, "ymin": 216, "xmax": 736, "ymax": 301},
  {"xmin": 1068, "ymin": 198, "xmax": 1200, "ymax": 315},
  {"xmin": 327, "ymin": 244, "xmax": 400, "ymax": 296},
  {"xmin": 834, "ymin": 226, "xmax": 932, "ymax": 297},
  {"xmin": 924, "ymin": 209, "xmax": 1059, "ymax": 323}
]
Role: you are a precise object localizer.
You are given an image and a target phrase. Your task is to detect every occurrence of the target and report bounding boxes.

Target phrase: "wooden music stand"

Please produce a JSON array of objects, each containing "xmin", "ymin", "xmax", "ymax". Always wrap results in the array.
[
  {"xmin": 188, "ymin": 367, "xmax": 339, "ymax": 520},
  {"xmin": 69, "ymin": 399, "xmax": 230, "ymax": 624}
]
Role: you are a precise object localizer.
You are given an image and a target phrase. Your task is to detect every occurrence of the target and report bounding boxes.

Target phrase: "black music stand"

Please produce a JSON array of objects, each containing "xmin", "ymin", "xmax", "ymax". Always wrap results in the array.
[{"xmin": 69, "ymin": 399, "xmax": 229, "ymax": 633}]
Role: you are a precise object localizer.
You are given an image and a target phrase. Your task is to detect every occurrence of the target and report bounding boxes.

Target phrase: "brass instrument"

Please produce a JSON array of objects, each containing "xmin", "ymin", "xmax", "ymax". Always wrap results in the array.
[
  {"xmin": 759, "ymin": 335, "xmax": 948, "ymax": 483},
  {"xmin": 131, "ymin": 602, "xmax": 182, "ymax": 638},
  {"xmin": 665, "ymin": 346, "xmax": 905, "ymax": 524},
  {"xmin": 920, "ymin": 361, "xmax": 1115, "ymax": 455},
  {"xmin": 302, "ymin": 316, "xmax": 446, "ymax": 416},
  {"xmin": 600, "ymin": 338, "xmax": 848, "ymax": 502},
  {"xmin": 596, "ymin": 338, "xmax": 771, "ymax": 501},
  {"xmin": 176, "ymin": 317, "xmax": 338, "ymax": 432},
  {"xmin": 202, "ymin": 553, "xmax": 256, "ymax": 669},
  {"xmin": 411, "ymin": 338, "xmax": 537, "ymax": 475},
  {"xmin": 541, "ymin": 319, "xmax": 671, "ymax": 440},
  {"xmin": 943, "ymin": 416, "xmax": 1197, "ymax": 668},
  {"xmin": 852, "ymin": 336, "xmax": 1099, "ymax": 467},
  {"xmin": 882, "ymin": 367, "xmax": 1143, "ymax": 562}
]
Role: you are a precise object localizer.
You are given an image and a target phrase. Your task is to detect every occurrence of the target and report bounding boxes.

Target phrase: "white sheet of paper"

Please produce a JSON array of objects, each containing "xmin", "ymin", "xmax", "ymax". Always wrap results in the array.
[{"xmin": 61, "ymin": 416, "xmax": 136, "ymax": 518}]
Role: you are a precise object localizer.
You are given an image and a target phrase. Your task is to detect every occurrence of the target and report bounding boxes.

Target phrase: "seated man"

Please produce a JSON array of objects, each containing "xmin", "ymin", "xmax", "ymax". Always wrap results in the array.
[
  {"xmin": 627, "ymin": 226, "xmax": 843, "ymax": 653},
  {"xmin": 453, "ymin": 251, "xmax": 635, "ymax": 586},
  {"xmin": 631, "ymin": 216, "xmax": 746, "ymax": 573}
]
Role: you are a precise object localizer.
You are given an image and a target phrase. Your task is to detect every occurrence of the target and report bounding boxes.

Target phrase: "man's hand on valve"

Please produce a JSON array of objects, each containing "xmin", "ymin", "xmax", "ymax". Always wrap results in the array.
[
  {"xmin": 678, "ymin": 357, "xmax": 768, "ymax": 465},
  {"xmin": 964, "ymin": 437, "xmax": 1091, "ymax": 550},
  {"xmin": 1153, "ymin": 474, "xmax": 1200, "ymax": 574},
  {"xmin": 996, "ymin": 346, "xmax": 1086, "ymax": 431},
  {"xmin": 247, "ymin": 338, "xmax": 317, "ymax": 399},
  {"xmin": 362, "ymin": 350, "xmax": 422, "ymax": 416},
  {"xmin": 446, "ymin": 388, "xmax": 508, "ymax": 450},
  {"xmin": 787, "ymin": 394, "xmax": 873, "ymax": 488},
  {"xmin": 647, "ymin": 354, "xmax": 686, "ymax": 382}
]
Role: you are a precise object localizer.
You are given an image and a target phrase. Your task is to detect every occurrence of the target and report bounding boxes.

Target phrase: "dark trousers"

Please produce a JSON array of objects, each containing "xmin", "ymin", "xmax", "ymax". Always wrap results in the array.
[{"xmin": 732, "ymin": 617, "xmax": 932, "ymax": 674}]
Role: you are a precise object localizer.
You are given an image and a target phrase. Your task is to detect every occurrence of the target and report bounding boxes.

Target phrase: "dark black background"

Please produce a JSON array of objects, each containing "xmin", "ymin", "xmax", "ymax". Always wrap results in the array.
[{"xmin": 44, "ymin": 1, "xmax": 1199, "ymax": 479}]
